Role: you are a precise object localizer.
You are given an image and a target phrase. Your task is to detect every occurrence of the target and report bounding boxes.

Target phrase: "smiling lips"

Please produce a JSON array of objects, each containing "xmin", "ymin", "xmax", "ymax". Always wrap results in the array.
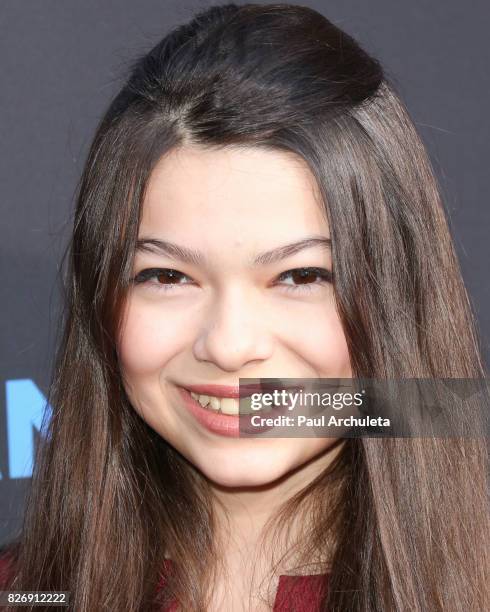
[
  {"xmin": 177, "ymin": 382, "xmax": 302, "ymax": 437},
  {"xmin": 184, "ymin": 383, "xmax": 263, "ymax": 416},
  {"xmin": 178, "ymin": 386, "xmax": 241, "ymax": 436},
  {"xmin": 183, "ymin": 382, "xmax": 303, "ymax": 414},
  {"xmin": 190, "ymin": 393, "xmax": 252, "ymax": 415}
]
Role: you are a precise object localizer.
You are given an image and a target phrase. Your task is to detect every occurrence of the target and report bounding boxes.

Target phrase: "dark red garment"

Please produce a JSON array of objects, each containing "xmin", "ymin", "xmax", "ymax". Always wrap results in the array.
[
  {"xmin": 157, "ymin": 559, "xmax": 327, "ymax": 611},
  {"xmin": 0, "ymin": 553, "xmax": 327, "ymax": 611},
  {"xmin": 0, "ymin": 551, "xmax": 15, "ymax": 588}
]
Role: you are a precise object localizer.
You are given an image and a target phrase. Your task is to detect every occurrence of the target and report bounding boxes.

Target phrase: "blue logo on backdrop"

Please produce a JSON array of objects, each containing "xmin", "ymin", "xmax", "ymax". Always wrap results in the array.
[{"xmin": 2, "ymin": 379, "xmax": 52, "ymax": 480}]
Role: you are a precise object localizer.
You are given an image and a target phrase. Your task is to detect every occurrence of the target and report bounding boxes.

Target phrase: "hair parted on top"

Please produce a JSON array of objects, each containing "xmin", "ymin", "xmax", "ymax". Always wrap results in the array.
[{"xmin": 1, "ymin": 4, "xmax": 488, "ymax": 612}]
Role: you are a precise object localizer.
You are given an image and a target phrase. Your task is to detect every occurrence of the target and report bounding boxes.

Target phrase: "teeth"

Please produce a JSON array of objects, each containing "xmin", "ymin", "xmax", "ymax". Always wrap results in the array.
[
  {"xmin": 209, "ymin": 396, "xmax": 220, "ymax": 411},
  {"xmin": 189, "ymin": 391, "xmax": 274, "ymax": 414},
  {"xmin": 198, "ymin": 394, "xmax": 209, "ymax": 407},
  {"xmin": 220, "ymin": 398, "xmax": 238, "ymax": 415}
]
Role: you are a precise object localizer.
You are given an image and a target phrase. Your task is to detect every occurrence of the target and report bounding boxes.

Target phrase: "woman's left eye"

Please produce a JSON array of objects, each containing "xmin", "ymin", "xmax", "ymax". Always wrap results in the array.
[
  {"xmin": 275, "ymin": 267, "xmax": 333, "ymax": 293},
  {"xmin": 131, "ymin": 267, "xmax": 333, "ymax": 294}
]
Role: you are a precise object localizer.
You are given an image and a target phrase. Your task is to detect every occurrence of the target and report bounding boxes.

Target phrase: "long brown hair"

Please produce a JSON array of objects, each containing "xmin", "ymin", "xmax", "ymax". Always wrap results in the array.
[{"xmin": 3, "ymin": 3, "xmax": 488, "ymax": 610}]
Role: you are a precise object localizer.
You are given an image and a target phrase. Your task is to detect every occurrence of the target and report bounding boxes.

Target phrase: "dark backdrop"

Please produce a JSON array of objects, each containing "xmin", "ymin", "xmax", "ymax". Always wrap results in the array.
[{"xmin": 1, "ymin": 0, "xmax": 488, "ymax": 547}]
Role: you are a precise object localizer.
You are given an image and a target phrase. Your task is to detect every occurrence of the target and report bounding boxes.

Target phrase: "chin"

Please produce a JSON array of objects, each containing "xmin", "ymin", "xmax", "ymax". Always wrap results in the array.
[
  {"xmin": 188, "ymin": 443, "xmax": 305, "ymax": 489},
  {"xmin": 205, "ymin": 465, "xmax": 289, "ymax": 488}
]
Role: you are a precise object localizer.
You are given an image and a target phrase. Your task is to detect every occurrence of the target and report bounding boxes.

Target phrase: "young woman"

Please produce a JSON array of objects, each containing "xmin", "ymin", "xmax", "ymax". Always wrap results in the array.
[{"xmin": 1, "ymin": 3, "xmax": 488, "ymax": 610}]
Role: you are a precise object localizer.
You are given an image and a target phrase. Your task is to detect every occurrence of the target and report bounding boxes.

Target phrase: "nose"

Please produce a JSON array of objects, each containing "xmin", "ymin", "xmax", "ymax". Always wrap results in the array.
[{"xmin": 192, "ymin": 286, "xmax": 274, "ymax": 372}]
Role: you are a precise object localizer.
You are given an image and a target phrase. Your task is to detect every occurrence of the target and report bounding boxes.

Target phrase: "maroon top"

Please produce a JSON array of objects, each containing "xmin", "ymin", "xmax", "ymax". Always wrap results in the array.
[
  {"xmin": 157, "ymin": 559, "xmax": 327, "ymax": 611},
  {"xmin": 0, "ymin": 553, "xmax": 327, "ymax": 611}
]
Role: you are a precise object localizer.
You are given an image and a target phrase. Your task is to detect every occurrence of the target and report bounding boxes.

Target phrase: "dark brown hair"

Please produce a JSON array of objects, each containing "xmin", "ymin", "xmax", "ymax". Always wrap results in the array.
[{"xmin": 2, "ymin": 3, "xmax": 488, "ymax": 610}]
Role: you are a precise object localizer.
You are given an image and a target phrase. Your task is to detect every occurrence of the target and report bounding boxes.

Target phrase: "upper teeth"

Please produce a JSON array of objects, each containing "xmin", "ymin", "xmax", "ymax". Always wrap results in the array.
[{"xmin": 190, "ymin": 392, "xmax": 273, "ymax": 415}]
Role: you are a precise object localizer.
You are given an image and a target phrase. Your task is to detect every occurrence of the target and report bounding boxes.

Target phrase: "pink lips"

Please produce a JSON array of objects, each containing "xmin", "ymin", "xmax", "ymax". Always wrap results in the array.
[
  {"xmin": 177, "ymin": 386, "xmax": 240, "ymax": 437},
  {"xmin": 177, "ymin": 383, "xmax": 303, "ymax": 438}
]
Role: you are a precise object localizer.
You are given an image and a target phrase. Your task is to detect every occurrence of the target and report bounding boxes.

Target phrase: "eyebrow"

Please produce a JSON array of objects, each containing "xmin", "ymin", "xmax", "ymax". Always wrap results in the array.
[{"xmin": 135, "ymin": 236, "xmax": 331, "ymax": 267}]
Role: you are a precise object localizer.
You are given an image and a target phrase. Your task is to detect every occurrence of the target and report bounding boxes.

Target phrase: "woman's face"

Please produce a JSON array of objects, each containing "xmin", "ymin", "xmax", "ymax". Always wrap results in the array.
[{"xmin": 117, "ymin": 145, "xmax": 352, "ymax": 487}]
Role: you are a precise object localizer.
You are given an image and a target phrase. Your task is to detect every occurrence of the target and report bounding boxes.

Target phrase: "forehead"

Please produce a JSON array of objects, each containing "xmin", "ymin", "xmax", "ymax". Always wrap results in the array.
[{"xmin": 140, "ymin": 144, "xmax": 329, "ymax": 239}]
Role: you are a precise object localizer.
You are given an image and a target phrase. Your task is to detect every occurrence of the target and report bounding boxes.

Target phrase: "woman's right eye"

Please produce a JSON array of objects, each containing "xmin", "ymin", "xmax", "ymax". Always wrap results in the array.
[{"xmin": 132, "ymin": 268, "xmax": 194, "ymax": 292}]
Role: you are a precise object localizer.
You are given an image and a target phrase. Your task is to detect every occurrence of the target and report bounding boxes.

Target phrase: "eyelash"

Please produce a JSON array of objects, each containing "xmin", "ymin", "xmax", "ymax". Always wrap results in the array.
[{"xmin": 131, "ymin": 267, "xmax": 333, "ymax": 295}]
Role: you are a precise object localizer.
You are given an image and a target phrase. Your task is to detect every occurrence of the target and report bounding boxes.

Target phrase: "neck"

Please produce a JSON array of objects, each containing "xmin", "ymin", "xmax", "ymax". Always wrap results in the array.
[{"xmin": 209, "ymin": 441, "xmax": 344, "ymax": 572}]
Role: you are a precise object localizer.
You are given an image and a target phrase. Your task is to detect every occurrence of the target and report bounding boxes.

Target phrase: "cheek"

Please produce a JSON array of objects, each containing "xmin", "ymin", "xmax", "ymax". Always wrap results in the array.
[
  {"xmin": 317, "ymin": 309, "xmax": 351, "ymax": 374},
  {"xmin": 117, "ymin": 298, "xmax": 187, "ymax": 375},
  {"xmin": 116, "ymin": 300, "xmax": 184, "ymax": 430},
  {"xmin": 282, "ymin": 300, "xmax": 351, "ymax": 376}
]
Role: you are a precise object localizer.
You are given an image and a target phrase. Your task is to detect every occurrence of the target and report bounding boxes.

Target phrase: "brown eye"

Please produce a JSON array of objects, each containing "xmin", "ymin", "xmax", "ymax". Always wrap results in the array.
[
  {"xmin": 132, "ymin": 268, "xmax": 192, "ymax": 292},
  {"xmin": 289, "ymin": 269, "xmax": 319, "ymax": 284},
  {"xmin": 277, "ymin": 267, "xmax": 332, "ymax": 291},
  {"xmin": 155, "ymin": 270, "xmax": 185, "ymax": 284}
]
